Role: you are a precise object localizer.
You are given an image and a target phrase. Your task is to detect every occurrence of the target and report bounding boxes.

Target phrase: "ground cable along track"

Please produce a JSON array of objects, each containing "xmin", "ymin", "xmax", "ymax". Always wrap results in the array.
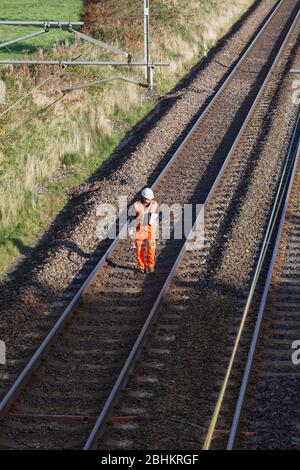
[{"xmin": 0, "ymin": 0, "xmax": 298, "ymax": 449}]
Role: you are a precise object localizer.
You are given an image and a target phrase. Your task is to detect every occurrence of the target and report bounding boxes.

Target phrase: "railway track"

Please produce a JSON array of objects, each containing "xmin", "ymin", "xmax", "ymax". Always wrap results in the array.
[
  {"xmin": 225, "ymin": 117, "xmax": 300, "ymax": 451},
  {"xmin": 200, "ymin": 109, "xmax": 300, "ymax": 451},
  {"xmin": 0, "ymin": 0, "xmax": 299, "ymax": 450}
]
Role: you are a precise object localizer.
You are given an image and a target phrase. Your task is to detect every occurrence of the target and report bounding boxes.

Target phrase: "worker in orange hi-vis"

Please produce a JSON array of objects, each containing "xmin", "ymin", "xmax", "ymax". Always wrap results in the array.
[{"xmin": 128, "ymin": 188, "xmax": 159, "ymax": 274}]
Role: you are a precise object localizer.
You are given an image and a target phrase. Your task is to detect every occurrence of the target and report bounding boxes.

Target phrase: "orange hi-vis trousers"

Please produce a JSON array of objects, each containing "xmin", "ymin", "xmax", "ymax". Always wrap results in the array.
[{"xmin": 135, "ymin": 224, "xmax": 156, "ymax": 270}]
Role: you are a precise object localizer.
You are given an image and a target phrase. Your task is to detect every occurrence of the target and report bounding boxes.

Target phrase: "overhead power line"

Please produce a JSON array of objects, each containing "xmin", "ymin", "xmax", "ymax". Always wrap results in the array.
[
  {"xmin": 0, "ymin": 21, "xmax": 83, "ymax": 26},
  {"xmin": 0, "ymin": 59, "xmax": 168, "ymax": 66},
  {"xmin": 0, "ymin": 50, "xmax": 90, "ymax": 143}
]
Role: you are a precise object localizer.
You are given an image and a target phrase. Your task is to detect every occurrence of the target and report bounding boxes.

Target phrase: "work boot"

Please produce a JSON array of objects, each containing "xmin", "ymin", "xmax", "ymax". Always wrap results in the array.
[{"xmin": 137, "ymin": 267, "xmax": 146, "ymax": 274}]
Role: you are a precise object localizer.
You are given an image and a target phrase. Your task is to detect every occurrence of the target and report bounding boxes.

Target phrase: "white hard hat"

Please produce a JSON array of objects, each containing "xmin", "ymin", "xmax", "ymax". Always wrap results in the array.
[{"xmin": 141, "ymin": 187, "xmax": 154, "ymax": 200}]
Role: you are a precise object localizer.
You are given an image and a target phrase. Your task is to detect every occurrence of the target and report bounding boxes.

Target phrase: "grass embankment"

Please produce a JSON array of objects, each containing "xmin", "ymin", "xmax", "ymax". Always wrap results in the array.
[{"xmin": 0, "ymin": 0, "xmax": 254, "ymax": 275}]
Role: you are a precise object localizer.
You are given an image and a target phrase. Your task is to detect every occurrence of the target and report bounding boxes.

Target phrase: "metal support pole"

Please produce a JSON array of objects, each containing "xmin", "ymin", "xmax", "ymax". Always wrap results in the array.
[
  {"xmin": 0, "ymin": 8, "xmax": 170, "ymax": 84},
  {"xmin": 144, "ymin": 0, "xmax": 152, "ymax": 88},
  {"xmin": 149, "ymin": 65, "xmax": 154, "ymax": 89},
  {"xmin": 68, "ymin": 28, "xmax": 130, "ymax": 59},
  {"xmin": 0, "ymin": 29, "xmax": 48, "ymax": 49}
]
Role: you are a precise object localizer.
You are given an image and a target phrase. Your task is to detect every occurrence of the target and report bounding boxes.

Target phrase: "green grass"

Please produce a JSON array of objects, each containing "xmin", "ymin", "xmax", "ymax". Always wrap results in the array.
[{"xmin": 0, "ymin": 0, "xmax": 83, "ymax": 59}]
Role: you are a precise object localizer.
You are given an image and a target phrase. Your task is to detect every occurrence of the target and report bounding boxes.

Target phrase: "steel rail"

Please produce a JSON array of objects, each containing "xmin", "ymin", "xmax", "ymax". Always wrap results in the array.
[
  {"xmin": 0, "ymin": 0, "xmax": 289, "ymax": 431},
  {"xmin": 226, "ymin": 115, "xmax": 300, "ymax": 450},
  {"xmin": 202, "ymin": 9, "xmax": 300, "ymax": 449},
  {"xmin": 83, "ymin": 0, "xmax": 297, "ymax": 449},
  {"xmin": 83, "ymin": 216, "xmax": 204, "ymax": 448},
  {"xmin": 0, "ymin": 29, "xmax": 48, "ymax": 49}
]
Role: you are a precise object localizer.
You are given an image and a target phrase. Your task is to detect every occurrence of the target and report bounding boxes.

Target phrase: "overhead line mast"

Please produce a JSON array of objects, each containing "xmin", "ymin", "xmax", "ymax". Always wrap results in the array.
[{"xmin": 0, "ymin": 1, "xmax": 169, "ymax": 90}]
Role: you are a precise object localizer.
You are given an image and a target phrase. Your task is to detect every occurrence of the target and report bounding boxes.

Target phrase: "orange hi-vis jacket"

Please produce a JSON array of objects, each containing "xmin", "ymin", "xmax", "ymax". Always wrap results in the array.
[
  {"xmin": 133, "ymin": 199, "xmax": 158, "ymax": 234},
  {"xmin": 130, "ymin": 199, "xmax": 158, "ymax": 270}
]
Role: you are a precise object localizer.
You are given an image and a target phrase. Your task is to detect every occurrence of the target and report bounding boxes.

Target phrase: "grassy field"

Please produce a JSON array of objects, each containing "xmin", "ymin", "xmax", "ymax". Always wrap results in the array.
[
  {"xmin": 0, "ymin": 0, "xmax": 83, "ymax": 58},
  {"xmin": 0, "ymin": 0, "xmax": 254, "ymax": 276}
]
